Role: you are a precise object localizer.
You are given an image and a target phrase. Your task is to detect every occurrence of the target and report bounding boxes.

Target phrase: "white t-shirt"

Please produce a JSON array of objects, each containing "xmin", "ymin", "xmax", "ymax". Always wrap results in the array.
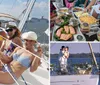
[
  {"xmin": 59, "ymin": 51, "xmax": 69, "ymax": 65},
  {"xmin": 93, "ymin": 4, "xmax": 100, "ymax": 14}
]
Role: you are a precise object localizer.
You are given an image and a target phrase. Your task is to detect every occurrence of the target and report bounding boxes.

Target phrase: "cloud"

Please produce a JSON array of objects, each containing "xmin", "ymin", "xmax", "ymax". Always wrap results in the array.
[
  {"xmin": 30, "ymin": 1, "xmax": 49, "ymax": 18},
  {"xmin": 0, "ymin": 1, "xmax": 27, "ymax": 19},
  {"xmin": 34, "ymin": 1, "xmax": 48, "ymax": 9},
  {"xmin": 0, "ymin": 1, "xmax": 49, "ymax": 19},
  {"xmin": 16, "ymin": 0, "xmax": 23, "ymax": 4}
]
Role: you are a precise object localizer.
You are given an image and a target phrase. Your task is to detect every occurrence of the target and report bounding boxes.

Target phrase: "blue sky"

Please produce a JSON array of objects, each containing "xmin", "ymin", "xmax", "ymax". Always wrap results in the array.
[
  {"xmin": 0, "ymin": 0, "xmax": 49, "ymax": 19},
  {"xmin": 50, "ymin": 43, "xmax": 100, "ymax": 54}
]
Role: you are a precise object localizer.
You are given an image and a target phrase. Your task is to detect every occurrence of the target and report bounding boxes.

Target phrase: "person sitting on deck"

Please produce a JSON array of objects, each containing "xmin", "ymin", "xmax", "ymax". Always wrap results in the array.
[
  {"xmin": 0, "ymin": 22, "xmax": 23, "ymax": 56},
  {"xmin": 0, "ymin": 31, "xmax": 42, "ymax": 84}
]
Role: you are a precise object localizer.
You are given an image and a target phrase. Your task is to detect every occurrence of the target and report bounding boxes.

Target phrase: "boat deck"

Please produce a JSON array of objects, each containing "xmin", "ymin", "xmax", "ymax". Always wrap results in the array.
[{"xmin": 51, "ymin": 75, "xmax": 99, "ymax": 85}]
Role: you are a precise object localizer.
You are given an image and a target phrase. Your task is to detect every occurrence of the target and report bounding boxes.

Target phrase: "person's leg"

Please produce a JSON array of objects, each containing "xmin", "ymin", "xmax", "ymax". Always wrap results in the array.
[
  {"xmin": 64, "ymin": 58, "xmax": 68, "ymax": 73},
  {"xmin": 58, "ymin": 58, "xmax": 61, "ymax": 71},
  {"xmin": 0, "ymin": 71, "xmax": 14, "ymax": 84}
]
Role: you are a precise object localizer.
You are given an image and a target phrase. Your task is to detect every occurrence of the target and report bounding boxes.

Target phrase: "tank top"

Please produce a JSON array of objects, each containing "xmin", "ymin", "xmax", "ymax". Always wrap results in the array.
[{"xmin": 4, "ymin": 42, "xmax": 16, "ymax": 56}]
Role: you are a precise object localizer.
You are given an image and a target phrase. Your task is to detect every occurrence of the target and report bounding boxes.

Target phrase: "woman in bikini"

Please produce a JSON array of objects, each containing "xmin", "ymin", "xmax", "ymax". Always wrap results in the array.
[
  {"xmin": 0, "ymin": 31, "xmax": 42, "ymax": 84},
  {"xmin": 0, "ymin": 22, "xmax": 23, "ymax": 56}
]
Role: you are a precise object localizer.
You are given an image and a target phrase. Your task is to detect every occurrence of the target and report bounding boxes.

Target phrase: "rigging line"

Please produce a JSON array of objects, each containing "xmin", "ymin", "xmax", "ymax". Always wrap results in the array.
[
  {"xmin": 0, "ymin": 60, "xmax": 19, "ymax": 85},
  {"xmin": 25, "ymin": 0, "xmax": 31, "ymax": 20},
  {"xmin": 0, "ymin": 35, "xmax": 49, "ymax": 65},
  {"xmin": 17, "ymin": 0, "xmax": 30, "ymax": 19},
  {"xmin": 12, "ymin": 0, "xmax": 27, "ymax": 19},
  {"xmin": 26, "ymin": 0, "xmax": 30, "ymax": 7},
  {"xmin": 21, "ymin": 75, "xmax": 28, "ymax": 85},
  {"xmin": 17, "ymin": 8, "xmax": 26, "ymax": 19},
  {"xmin": 11, "ymin": 0, "xmax": 17, "ymax": 9}
]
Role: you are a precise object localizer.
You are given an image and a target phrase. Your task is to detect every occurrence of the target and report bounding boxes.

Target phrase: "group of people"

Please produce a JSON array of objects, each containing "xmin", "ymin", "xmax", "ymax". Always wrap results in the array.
[
  {"xmin": 51, "ymin": 0, "xmax": 100, "ymax": 19},
  {"xmin": 84, "ymin": 0, "xmax": 100, "ymax": 18},
  {"xmin": 0, "ymin": 22, "xmax": 42, "ymax": 84},
  {"xmin": 58, "ymin": 46, "xmax": 69, "ymax": 74}
]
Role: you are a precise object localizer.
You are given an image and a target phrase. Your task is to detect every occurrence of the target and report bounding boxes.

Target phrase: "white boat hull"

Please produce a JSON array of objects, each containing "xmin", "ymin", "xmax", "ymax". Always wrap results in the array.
[
  {"xmin": 0, "ymin": 66, "xmax": 49, "ymax": 85},
  {"xmin": 51, "ymin": 75, "xmax": 99, "ymax": 85}
]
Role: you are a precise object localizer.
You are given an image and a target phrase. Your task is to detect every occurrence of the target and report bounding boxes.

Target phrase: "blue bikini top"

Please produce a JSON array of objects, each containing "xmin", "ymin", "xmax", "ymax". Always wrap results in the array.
[{"xmin": 13, "ymin": 53, "xmax": 31, "ymax": 68}]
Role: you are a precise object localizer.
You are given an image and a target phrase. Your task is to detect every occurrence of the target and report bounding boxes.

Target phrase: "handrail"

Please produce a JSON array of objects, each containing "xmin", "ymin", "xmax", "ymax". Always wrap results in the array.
[{"xmin": 0, "ymin": 13, "xmax": 19, "ymax": 21}]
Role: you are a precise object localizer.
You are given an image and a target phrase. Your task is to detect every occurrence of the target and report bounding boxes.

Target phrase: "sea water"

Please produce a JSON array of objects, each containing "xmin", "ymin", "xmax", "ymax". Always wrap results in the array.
[{"xmin": 50, "ymin": 57, "xmax": 100, "ymax": 85}]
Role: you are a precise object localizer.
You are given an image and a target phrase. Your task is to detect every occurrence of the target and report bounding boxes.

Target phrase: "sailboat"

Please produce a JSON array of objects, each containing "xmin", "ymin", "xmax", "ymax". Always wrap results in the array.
[
  {"xmin": 50, "ymin": 43, "xmax": 99, "ymax": 85},
  {"xmin": 0, "ymin": 0, "xmax": 49, "ymax": 85}
]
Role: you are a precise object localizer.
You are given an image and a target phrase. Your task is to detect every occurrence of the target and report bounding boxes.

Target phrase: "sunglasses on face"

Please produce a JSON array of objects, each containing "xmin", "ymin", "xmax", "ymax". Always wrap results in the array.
[{"xmin": 6, "ymin": 28, "xmax": 13, "ymax": 32}]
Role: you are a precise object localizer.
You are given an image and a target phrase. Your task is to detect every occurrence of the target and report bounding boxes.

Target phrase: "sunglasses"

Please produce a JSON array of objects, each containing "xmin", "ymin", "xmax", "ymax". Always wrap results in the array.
[{"xmin": 6, "ymin": 28, "xmax": 13, "ymax": 32}]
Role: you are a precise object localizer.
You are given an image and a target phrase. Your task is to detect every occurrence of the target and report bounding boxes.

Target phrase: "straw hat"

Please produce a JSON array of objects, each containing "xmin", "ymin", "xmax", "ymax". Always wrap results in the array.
[{"xmin": 22, "ymin": 31, "xmax": 37, "ymax": 41}]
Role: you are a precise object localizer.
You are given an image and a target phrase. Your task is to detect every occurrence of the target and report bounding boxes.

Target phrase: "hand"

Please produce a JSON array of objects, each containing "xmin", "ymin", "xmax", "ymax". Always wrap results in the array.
[
  {"xmin": 37, "ymin": 46, "xmax": 42, "ymax": 52},
  {"xmin": 37, "ymin": 46, "xmax": 43, "ymax": 57},
  {"xmin": 84, "ymin": 7, "xmax": 92, "ymax": 13},
  {"xmin": 83, "ymin": 8, "xmax": 88, "ymax": 13}
]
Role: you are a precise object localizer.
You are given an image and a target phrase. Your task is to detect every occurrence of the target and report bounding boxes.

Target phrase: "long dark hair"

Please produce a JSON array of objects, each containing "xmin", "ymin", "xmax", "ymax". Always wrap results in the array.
[
  {"xmin": 60, "ymin": 46, "xmax": 65, "ymax": 51},
  {"xmin": 8, "ymin": 25, "xmax": 21, "ymax": 39}
]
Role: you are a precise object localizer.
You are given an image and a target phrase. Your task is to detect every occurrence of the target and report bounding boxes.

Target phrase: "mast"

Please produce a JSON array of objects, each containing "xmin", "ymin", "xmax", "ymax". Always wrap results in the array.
[
  {"xmin": 18, "ymin": 0, "xmax": 36, "ymax": 31},
  {"xmin": 88, "ymin": 42, "xmax": 99, "ymax": 69}
]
